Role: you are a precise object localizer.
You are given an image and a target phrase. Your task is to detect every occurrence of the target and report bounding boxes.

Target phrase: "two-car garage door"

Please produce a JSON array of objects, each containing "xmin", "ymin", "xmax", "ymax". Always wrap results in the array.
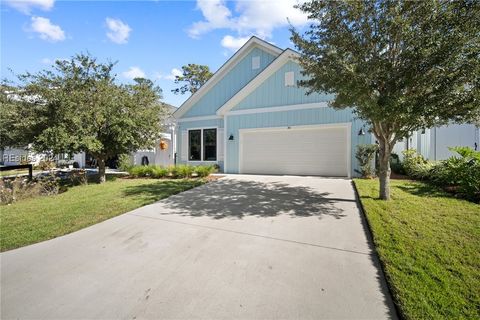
[{"xmin": 239, "ymin": 125, "xmax": 350, "ymax": 177}]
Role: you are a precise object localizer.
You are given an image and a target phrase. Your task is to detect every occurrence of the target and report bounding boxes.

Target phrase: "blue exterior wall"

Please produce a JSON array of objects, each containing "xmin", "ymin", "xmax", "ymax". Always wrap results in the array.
[
  {"xmin": 176, "ymin": 118, "xmax": 224, "ymax": 170},
  {"xmin": 183, "ymin": 47, "xmax": 277, "ymax": 117},
  {"xmin": 232, "ymin": 61, "xmax": 335, "ymax": 110},
  {"xmin": 225, "ymin": 108, "xmax": 370, "ymax": 176}
]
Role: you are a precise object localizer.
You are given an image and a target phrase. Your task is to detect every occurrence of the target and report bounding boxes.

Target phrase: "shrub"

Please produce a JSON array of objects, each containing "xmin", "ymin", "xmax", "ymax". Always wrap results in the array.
[
  {"xmin": 118, "ymin": 154, "xmax": 133, "ymax": 172},
  {"xmin": 402, "ymin": 149, "xmax": 434, "ymax": 180},
  {"xmin": 151, "ymin": 166, "xmax": 169, "ymax": 178},
  {"xmin": 35, "ymin": 160, "xmax": 56, "ymax": 171},
  {"xmin": 355, "ymin": 144, "xmax": 378, "ymax": 178},
  {"xmin": 434, "ymin": 147, "xmax": 480, "ymax": 202},
  {"xmin": 0, "ymin": 173, "xmax": 62, "ymax": 205},
  {"xmin": 68, "ymin": 170, "xmax": 88, "ymax": 186},
  {"xmin": 194, "ymin": 165, "xmax": 216, "ymax": 177},
  {"xmin": 390, "ymin": 153, "xmax": 406, "ymax": 175},
  {"xmin": 175, "ymin": 164, "xmax": 194, "ymax": 178},
  {"xmin": 128, "ymin": 165, "xmax": 155, "ymax": 177}
]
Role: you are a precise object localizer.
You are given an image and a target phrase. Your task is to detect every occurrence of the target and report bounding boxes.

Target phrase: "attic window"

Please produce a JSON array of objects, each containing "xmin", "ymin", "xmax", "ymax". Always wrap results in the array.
[
  {"xmin": 285, "ymin": 71, "xmax": 295, "ymax": 87},
  {"xmin": 252, "ymin": 56, "xmax": 260, "ymax": 70}
]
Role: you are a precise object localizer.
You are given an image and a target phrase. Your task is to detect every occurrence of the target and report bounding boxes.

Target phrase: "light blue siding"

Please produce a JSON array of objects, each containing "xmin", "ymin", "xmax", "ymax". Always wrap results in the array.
[
  {"xmin": 183, "ymin": 47, "xmax": 277, "ymax": 117},
  {"xmin": 176, "ymin": 118, "xmax": 224, "ymax": 170},
  {"xmin": 225, "ymin": 107, "xmax": 371, "ymax": 176},
  {"xmin": 232, "ymin": 61, "xmax": 335, "ymax": 110}
]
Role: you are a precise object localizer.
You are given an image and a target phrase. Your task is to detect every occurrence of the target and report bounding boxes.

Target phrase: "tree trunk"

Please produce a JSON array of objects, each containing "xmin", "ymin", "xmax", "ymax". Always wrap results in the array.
[
  {"xmin": 378, "ymin": 139, "xmax": 392, "ymax": 200},
  {"xmin": 98, "ymin": 158, "xmax": 106, "ymax": 183}
]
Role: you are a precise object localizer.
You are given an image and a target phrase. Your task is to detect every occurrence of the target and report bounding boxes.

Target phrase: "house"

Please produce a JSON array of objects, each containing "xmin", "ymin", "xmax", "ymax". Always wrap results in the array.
[{"xmin": 173, "ymin": 37, "xmax": 372, "ymax": 177}]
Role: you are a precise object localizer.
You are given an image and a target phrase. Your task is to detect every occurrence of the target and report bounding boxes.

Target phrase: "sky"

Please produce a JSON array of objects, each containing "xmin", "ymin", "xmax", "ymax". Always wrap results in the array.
[{"xmin": 1, "ymin": 0, "xmax": 309, "ymax": 107}]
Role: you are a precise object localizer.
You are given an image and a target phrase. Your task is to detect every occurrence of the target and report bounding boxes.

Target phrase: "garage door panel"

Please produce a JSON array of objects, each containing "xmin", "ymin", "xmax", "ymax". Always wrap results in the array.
[{"xmin": 240, "ymin": 126, "xmax": 348, "ymax": 177}]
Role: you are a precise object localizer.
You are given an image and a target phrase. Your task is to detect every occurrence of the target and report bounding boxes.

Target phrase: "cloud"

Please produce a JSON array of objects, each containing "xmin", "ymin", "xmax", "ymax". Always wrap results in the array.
[
  {"xmin": 105, "ymin": 17, "xmax": 131, "ymax": 44},
  {"xmin": 188, "ymin": 0, "xmax": 308, "ymax": 40},
  {"xmin": 155, "ymin": 68, "xmax": 182, "ymax": 81},
  {"xmin": 122, "ymin": 67, "xmax": 146, "ymax": 79},
  {"xmin": 4, "ymin": 0, "xmax": 54, "ymax": 14},
  {"xmin": 221, "ymin": 35, "xmax": 250, "ymax": 51},
  {"xmin": 30, "ymin": 16, "xmax": 65, "ymax": 42},
  {"xmin": 164, "ymin": 68, "xmax": 182, "ymax": 80},
  {"xmin": 40, "ymin": 57, "xmax": 67, "ymax": 64}
]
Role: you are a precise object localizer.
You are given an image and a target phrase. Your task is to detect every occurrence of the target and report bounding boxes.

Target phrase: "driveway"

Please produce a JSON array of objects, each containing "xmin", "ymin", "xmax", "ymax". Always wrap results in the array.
[{"xmin": 1, "ymin": 175, "xmax": 396, "ymax": 319}]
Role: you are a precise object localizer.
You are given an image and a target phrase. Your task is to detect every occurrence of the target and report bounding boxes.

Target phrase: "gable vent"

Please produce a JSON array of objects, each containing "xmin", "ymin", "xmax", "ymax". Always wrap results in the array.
[
  {"xmin": 285, "ymin": 71, "xmax": 295, "ymax": 87},
  {"xmin": 252, "ymin": 56, "xmax": 260, "ymax": 70}
]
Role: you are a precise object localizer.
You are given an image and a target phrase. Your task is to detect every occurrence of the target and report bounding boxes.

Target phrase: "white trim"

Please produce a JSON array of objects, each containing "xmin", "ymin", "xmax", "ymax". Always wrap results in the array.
[
  {"xmin": 227, "ymin": 102, "xmax": 329, "ymax": 116},
  {"xmin": 238, "ymin": 122, "xmax": 352, "ymax": 177},
  {"xmin": 186, "ymin": 127, "xmax": 219, "ymax": 163},
  {"xmin": 224, "ymin": 115, "xmax": 228, "ymax": 173},
  {"xmin": 173, "ymin": 37, "xmax": 282, "ymax": 119},
  {"xmin": 177, "ymin": 115, "xmax": 222, "ymax": 123},
  {"xmin": 217, "ymin": 49, "xmax": 300, "ymax": 116}
]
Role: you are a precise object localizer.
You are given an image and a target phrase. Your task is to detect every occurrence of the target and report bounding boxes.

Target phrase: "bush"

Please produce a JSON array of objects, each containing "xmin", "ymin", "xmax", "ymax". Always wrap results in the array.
[
  {"xmin": 390, "ymin": 153, "xmax": 406, "ymax": 175},
  {"xmin": 0, "ymin": 173, "xmax": 62, "ymax": 205},
  {"xmin": 194, "ymin": 165, "xmax": 216, "ymax": 177},
  {"xmin": 152, "ymin": 166, "xmax": 169, "ymax": 178},
  {"xmin": 175, "ymin": 164, "xmax": 194, "ymax": 178},
  {"xmin": 128, "ymin": 165, "xmax": 155, "ymax": 177},
  {"xmin": 402, "ymin": 149, "xmax": 434, "ymax": 180},
  {"xmin": 126, "ymin": 164, "xmax": 215, "ymax": 179},
  {"xmin": 355, "ymin": 144, "xmax": 378, "ymax": 178},
  {"xmin": 118, "ymin": 154, "xmax": 133, "ymax": 172},
  {"xmin": 67, "ymin": 170, "xmax": 88, "ymax": 186},
  {"xmin": 35, "ymin": 160, "xmax": 56, "ymax": 171},
  {"xmin": 431, "ymin": 147, "xmax": 480, "ymax": 202}
]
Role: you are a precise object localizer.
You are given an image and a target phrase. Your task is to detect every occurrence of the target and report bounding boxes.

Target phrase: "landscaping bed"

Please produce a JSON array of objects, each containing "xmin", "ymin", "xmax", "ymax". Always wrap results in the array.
[
  {"xmin": 0, "ymin": 178, "xmax": 206, "ymax": 252},
  {"xmin": 354, "ymin": 178, "xmax": 480, "ymax": 319}
]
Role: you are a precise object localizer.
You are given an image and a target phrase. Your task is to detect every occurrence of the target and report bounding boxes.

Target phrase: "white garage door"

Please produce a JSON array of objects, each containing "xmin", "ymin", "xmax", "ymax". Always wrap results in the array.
[{"xmin": 240, "ymin": 125, "xmax": 349, "ymax": 177}]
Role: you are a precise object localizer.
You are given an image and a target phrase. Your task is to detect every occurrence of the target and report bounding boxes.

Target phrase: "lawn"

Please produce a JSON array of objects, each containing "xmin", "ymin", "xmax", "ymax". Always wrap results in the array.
[
  {"xmin": 354, "ymin": 179, "xmax": 480, "ymax": 320},
  {"xmin": 0, "ymin": 178, "xmax": 205, "ymax": 252}
]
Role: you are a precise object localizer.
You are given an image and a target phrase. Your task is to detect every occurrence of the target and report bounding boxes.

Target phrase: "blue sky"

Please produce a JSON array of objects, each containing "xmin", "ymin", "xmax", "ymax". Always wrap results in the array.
[{"xmin": 1, "ymin": 0, "xmax": 308, "ymax": 107}]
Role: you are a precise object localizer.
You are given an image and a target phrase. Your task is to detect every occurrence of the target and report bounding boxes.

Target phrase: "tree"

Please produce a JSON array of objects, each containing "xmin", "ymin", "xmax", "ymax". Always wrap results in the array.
[
  {"xmin": 291, "ymin": 0, "xmax": 479, "ymax": 199},
  {"xmin": 171, "ymin": 64, "xmax": 213, "ymax": 95},
  {"xmin": 13, "ymin": 54, "xmax": 165, "ymax": 183}
]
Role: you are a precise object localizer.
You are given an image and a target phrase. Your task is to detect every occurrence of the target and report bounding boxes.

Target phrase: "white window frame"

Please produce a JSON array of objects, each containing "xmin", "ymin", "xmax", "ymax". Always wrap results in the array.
[{"xmin": 187, "ymin": 127, "xmax": 218, "ymax": 163}]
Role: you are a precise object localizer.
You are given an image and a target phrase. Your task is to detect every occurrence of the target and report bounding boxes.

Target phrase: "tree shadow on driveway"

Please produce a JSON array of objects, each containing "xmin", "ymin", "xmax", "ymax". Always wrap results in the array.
[{"xmin": 125, "ymin": 178, "xmax": 351, "ymax": 220}]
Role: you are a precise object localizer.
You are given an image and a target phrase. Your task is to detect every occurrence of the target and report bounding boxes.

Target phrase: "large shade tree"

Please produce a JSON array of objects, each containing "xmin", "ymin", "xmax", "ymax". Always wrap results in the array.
[
  {"xmin": 291, "ymin": 0, "xmax": 480, "ymax": 199},
  {"xmin": 12, "ymin": 54, "xmax": 166, "ymax": 182}
]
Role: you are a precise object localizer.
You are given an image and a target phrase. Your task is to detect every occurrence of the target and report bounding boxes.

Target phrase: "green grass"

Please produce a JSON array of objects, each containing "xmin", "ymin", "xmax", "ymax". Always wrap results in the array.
[
  {"xmin": 0, "ymin": 178, "xmax": 205, "ymax": 252},
  {"xmin": 354, "ymin": 179, "xmax": 480, "ymax": 320}
]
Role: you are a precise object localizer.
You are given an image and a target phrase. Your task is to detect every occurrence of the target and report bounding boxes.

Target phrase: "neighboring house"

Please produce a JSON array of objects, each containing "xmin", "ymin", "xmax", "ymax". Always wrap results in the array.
[
  {"xmin": 173, "ymin": 37, "xmax": 372, "ymax": 177},
  {"xmin": 393, "ymin": 124, "xmax": 479, "ymax": 161}
]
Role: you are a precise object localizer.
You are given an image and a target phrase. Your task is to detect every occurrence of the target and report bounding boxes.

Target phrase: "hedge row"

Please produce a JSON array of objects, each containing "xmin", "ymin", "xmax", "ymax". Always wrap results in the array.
[{"xmin": 127, "ymin": 164, "xmax": 216, "ymax": 179}]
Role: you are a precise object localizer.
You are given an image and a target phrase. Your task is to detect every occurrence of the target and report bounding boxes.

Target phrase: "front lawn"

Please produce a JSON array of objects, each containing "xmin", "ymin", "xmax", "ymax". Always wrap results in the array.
[
  {"xmin": 354, "ymin": 179, "xmax": 480, "ymax": 319},
  {"xmin": 0, "ymin": 178, "xmax": 205, "ymax": 252}
]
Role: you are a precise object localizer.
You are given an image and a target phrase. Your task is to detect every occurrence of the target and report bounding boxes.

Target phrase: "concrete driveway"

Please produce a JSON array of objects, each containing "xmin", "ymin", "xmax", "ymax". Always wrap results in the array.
[{"xmin": 1, "ymin": 175, "xmax": 396, "ymax": 319}]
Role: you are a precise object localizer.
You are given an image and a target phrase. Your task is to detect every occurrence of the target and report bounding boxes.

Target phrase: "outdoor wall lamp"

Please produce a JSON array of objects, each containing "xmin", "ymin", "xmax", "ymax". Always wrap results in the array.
[
  {"xmin": 228, "ymin": 134, "xmax": 234, "ymax": 141},
  {"xmin": 358, "ymin": 128, "xmax": 366, "ymax": 136}
]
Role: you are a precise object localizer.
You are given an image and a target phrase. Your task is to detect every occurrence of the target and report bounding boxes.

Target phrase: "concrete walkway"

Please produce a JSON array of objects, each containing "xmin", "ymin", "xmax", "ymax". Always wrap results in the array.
[{"xmin": 1, "ymin": 175, "xmax": 396, "ymax": 319}]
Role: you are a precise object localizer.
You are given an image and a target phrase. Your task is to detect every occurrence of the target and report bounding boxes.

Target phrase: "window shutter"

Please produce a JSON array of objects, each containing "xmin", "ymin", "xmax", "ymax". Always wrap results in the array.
[
  {"xmin": 217, "ymin": 128, "xmax": 224, "ymax": 161},
  {"xmin": 181, "ymin": 130, "xmax": 188, "ymax": 161}
]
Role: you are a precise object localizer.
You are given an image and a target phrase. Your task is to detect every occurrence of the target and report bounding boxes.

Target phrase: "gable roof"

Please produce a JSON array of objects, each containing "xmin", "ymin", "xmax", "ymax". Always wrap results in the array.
[
  {"xmin": 216, "ymin": 49, "xmax": 300, "ymax": 115},
  {"xmin": 172, "ymin": 36, "xmax": 283, "ymax": 119}
]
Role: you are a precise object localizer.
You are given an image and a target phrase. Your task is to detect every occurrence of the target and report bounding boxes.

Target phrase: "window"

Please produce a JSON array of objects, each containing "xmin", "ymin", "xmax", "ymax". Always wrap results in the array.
[
  {"xmin": 188, "ymin": 130, "xmax": 201, "ymax": 161},
  {"xmin": 285, "ymin": 71, "xmax": 295, "ymax": 87},
  {"xmin": 188, "ymin": 128, "xmax": 217, "ymax": 161},
  {"xmin": 203, "ymin": 128, "xmax": 217, "ymax": 161},
  {"xmin": 252, "ymin": 56, "xmax": 260, "ymax": 70}
]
